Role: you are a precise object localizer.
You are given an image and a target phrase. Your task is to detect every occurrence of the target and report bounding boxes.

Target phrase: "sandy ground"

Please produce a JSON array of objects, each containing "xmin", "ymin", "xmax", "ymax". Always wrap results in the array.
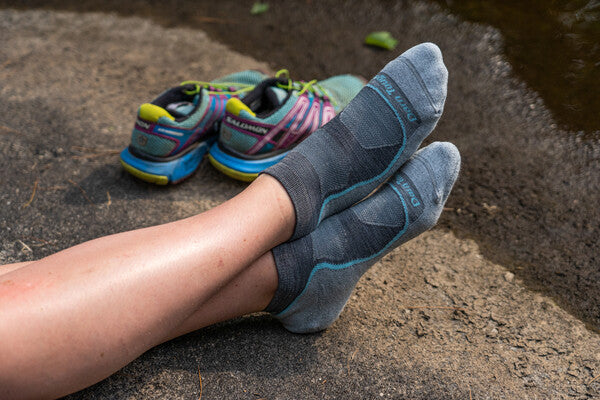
[{"xmin": 1, "ymin": 8, "xmax": 599, "ymax": 400}]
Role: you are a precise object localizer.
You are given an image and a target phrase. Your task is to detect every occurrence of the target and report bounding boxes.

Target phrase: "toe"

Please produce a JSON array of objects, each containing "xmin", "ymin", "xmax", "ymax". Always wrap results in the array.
[{"xmin": 420, "ymin": 141, "xmax": 461, "ymax": 204}]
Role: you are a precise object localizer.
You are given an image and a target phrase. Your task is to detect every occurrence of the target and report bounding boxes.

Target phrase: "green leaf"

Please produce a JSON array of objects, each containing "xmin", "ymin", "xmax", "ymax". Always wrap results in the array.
[
  {"xmin": 251, "ymin": 2, "xmax": 269, "ymax": 15},
  {"xmin": 364, "ymin": 31, "xmax": 398, "ymax": 50}
]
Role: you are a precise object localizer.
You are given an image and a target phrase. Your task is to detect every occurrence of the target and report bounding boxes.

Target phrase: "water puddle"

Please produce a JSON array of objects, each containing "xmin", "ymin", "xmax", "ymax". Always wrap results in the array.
[{"xmin": 434, "ymin": 0, "xmax": 600, "ymax": 136}]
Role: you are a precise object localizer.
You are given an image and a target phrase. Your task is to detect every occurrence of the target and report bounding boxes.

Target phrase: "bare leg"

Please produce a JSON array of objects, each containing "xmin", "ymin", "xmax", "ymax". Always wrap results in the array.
[
  {"xmin": 1, "ymin": 254, "xmax": 277, "ymax": 343},
  {"xmin": 0, "ymin": 175, "xmax": 292, "ymax": 400},
  {"xmin": 0, "ymin": 255, "xmax": 276, "ymax": 339},
  {"xmin": 165, "ymin": 250, "xmax": 278, "ymax": 341},
  {"xmin": 0, "ymin": 262, "xmax": 32, "ymax": 276}
]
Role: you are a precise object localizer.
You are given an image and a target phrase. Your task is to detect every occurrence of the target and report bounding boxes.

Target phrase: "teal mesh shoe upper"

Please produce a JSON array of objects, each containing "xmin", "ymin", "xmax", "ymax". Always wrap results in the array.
[
  {"xmin": 318, "ymin": 74, "xmax": 366, "ymax": 113},
  {"xmin": 211, "ymin": 70, "xmax": 268, "ymax": 86}
]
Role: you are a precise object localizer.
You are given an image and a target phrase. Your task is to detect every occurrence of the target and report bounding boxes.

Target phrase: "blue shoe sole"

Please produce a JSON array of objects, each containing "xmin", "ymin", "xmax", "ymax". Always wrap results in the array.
[
  {"xmin": 208, "ymin": 142, "xmax": 288, "ymax": 182},
  {"xmin": 120, "ymin": 139, "xmax": 214, "ymax": 185}
]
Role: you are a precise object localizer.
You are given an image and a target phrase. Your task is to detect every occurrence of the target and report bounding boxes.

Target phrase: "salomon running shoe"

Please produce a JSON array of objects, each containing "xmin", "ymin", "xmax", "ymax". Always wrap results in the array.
[
  {"xmin": 208, "ymin": 70, "xmax": 364, "ymax": 182},
  {"xmin": 120, "ymin": 70, "xmax": 267, "ymax": 184}
]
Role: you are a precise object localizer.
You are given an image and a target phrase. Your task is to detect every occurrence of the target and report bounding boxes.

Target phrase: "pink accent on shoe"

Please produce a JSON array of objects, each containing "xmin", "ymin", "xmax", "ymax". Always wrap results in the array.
[{"xmin": 245, "ymin": 94, "xmax": 311, "ymax": 155}]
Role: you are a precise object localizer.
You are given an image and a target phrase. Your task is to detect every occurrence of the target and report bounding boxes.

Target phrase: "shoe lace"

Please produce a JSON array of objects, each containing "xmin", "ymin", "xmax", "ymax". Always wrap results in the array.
[
  {"xmin": 180, "ymin": 80, "xmax": 255, "ymax": 96},
  {"xmin": 274, "ymin": 69, "xmax": 338, "ymax": 107}
]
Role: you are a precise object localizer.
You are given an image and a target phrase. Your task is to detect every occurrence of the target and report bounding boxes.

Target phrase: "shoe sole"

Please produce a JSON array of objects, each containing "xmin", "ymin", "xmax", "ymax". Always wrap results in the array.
[
  {"xmin": 120, "ymin": 139, "xmax": 214, "ymax": 185},
  {"xmin": 208, "ymin": 142, "xmax": 288, "ymax": 182}
]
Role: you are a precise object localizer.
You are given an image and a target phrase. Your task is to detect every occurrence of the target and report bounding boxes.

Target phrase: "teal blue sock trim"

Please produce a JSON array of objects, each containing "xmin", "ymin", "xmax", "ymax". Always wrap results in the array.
[
  {"xmin": 316, "ymin": 84, "xmax": 408, "ymax": 223},
  {"xmin": 267, "ymin": 142, "xmax": 460, "ymax": 333},
  {"xmin": 275, "ymin": 187, "xmax": 408, "ymax": 317}
]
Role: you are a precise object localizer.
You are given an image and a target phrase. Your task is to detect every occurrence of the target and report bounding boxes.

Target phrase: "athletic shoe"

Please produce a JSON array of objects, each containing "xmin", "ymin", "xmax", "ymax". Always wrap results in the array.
[
  {"xmin": 120, "ymin": 70, "xmax": 267, "ymax": 185},
  {"xmin": 208, "ymin": 70, "xmax": 364, "ymax": 182}
]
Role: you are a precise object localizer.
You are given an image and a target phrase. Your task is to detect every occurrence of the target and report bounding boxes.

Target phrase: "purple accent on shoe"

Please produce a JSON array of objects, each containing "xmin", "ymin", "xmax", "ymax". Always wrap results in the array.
[
  {"xmin": 246, "ymin": 94, "xmax": 309, "ymax": 155},
  {"xmin": 276, "ymin": 98, "xmax": 334, "ymax": 149},
  {"xmin": 134, "ymin": 121, "xmax": 157, "ymax": 135},
  {"xmin": 178, "ymin": 95, "xmax": 222, "ymax": 150},
  {"xmin": 274, "ymin": 95, "xmax": 312, "ymax": 150},
  {"xmin": 221, "ymin": 94, "xmax": 337, "ymax": 157},
  {"xmin": 136, "ymin": 92, "xmax": 234, "ymax": 157}
]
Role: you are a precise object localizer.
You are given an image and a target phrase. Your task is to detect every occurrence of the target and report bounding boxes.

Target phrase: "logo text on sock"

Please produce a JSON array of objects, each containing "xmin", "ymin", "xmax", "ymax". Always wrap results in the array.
[
  {"xmin": 368, "ymin": 73, "xmax": 422, "ymax": 126},
  {"xmin": 395, "ymin": 175, "xmax": 421, "ymax": 207}
]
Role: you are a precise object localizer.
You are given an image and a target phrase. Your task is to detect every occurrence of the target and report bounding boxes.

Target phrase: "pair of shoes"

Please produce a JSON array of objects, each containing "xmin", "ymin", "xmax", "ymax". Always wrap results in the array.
[
  {"xmin": 119, "ymin": 70, "xmax": 267, "ymax": 185},
  {"xmin": 120, "ymin": 69, "xmax": 364, "ymax": 184}
]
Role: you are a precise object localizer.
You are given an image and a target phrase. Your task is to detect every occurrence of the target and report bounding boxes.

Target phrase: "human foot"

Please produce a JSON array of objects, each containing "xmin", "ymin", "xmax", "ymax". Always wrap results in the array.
[
  {"xmin": 265, "ymin": 142, "xmax": 460, "ymax": 333},
  {"xmin": 264, "ymin": 43, "xmax": 448, "ymax": 239}
]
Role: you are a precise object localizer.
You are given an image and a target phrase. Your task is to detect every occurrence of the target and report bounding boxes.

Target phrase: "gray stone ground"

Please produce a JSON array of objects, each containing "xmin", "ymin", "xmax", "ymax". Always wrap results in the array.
[{"xmin": 1, "ymin": 9, "xmax": 599, "ymax": 400}]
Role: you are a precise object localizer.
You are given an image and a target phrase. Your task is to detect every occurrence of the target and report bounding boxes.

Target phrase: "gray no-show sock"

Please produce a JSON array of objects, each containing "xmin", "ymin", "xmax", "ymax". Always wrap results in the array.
[
  {"xmin": 266, "ymin": 142, "xmax": 461, "ymax": 333},
  {"xmin": 264, "ymin": 42, "xmax": 448, "ymax": 240}
]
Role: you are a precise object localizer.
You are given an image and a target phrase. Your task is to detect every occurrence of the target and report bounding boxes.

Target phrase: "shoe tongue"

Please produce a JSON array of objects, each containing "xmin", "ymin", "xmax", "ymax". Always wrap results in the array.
[
  {"xmin": 242, "ymin": 78, "xmax": 288, "ymax": 115},
  {"xmin": 165, "ymin": 93, "xmax": 200, "ymax": 118},
  {"xmin": 166, "ymin": 101, "xmax": 195, "ymax": 117},
  {"xmin": 265, "ymin": 86, "xmax": 288, "ymax": 108}
]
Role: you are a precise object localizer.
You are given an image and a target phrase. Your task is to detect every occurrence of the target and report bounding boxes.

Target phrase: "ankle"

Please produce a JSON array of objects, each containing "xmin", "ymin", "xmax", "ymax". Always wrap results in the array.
[
  {"xmin": 253, "ymin": 174, "xmax": 296, "ymax": 242},
  {"xmin": 254, "ymin": 251, "xmax": 279, "ymax": 311}
]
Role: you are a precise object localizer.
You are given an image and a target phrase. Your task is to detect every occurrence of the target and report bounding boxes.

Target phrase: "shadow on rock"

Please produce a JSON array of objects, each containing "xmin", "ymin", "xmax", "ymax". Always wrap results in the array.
[{"xmin": 64, "ymin": 314, "xmax": 469, "ymax": 400}]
